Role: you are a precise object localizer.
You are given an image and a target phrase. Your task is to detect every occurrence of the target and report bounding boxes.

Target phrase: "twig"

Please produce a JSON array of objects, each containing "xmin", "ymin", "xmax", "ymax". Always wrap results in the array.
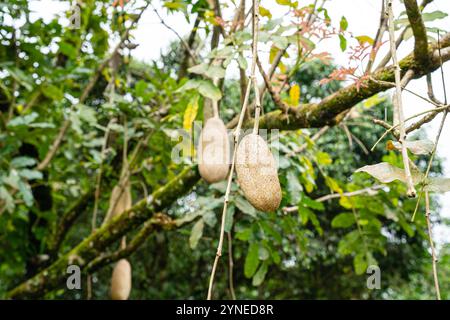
[
  {"xmin": 206, "ymin": 0, "xmax": 260, "ymax": 300},
  {"xmin": 283, "ymin": 185, "xmax": 384, "ymax": 213},
  {"xmin": 387, "ymin": 0, "xmax": 416, "ymax": 197},
  {"xmin": 371, "ymin": 105, "xmax": 448, "ymax": 151},
  {"xmin": 91, "ymin": 119, "xmax": 115, "ymax": 231},
  {"xmin": 369, "ymin": 75, "xmax": 442, "ymax": 108},
  {"xmin": 152, "ymin": 5, "xmax": 197, "ymax": 62},
  {"xmin": 286, "ymin": 125, "xmax": 329, "ymax": 157},
  {"xmin": 227, "ymin": 231, "xmax": 236, "ymax": 300},
  {"xmin": 376, "ymin": 0, "xmax": 433, "ymax": 70},
  {"xmin": 256, "ymin": 56, "xmax": 289, "ymax": 111},
  {"xmin": 411, "ymin": 31, "xmax": 448, "ymax": 222},
  {"xmin": 365, "ymin": 0, "xmax": 386, "ymax": 74},
  {"xmin": 426, "ymin": 74, "xmax": 443, "ymax": 105},
  {"xmin": 424, "ymin": 191, "xmax": 441, "ymax": 300}
]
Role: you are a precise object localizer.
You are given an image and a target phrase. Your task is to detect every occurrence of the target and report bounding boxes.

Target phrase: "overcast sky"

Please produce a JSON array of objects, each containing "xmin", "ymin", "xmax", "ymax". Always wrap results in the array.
[{"xmin": 30, "ymin": 0, "xmax": 449, "ymax": 243}]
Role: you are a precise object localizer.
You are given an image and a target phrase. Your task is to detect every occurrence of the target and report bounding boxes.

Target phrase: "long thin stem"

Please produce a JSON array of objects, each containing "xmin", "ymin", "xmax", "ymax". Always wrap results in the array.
[
  {"xmin": 387, "ymin": 0, "xmax": 415, "ymax": 197},
  {"xmin": 424, "ymin": 192, "xmax": 441, "ymax": 300},
  {"xmin": 227, "ymin": 231, "xmax": 236, "ymax": 300},
  {"xmin": 206, "ymin": 0, "xmax": 260, "ymax": 300}
]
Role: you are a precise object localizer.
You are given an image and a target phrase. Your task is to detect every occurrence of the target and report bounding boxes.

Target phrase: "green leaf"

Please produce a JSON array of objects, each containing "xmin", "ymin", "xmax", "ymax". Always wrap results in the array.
[
  {"xmin": 224, "ymin": 205, "xmax": 235, "ymax": 232},
  {"xmin": 272, "ymin": 36, "xmax": 289, "ymax": 49},
  {"xmin": 198, "ymin": 80, "xmax": 222, "ymax": 101},
  {"xmin": 6, "ymin": 67, "xmax": 33, "ymax": 91},
  {"xmin": 18, "ymin": 169, "xmax": 43, "ymax": 180},
  {"xmin": 18, "ymin": 180, "xmax": 33, "ymax": 207},
  {"xmin": 188, "ymin": 63, "xmax": 209, "ymax": 75},
  {"xmin": 287, "ymin": 171, "xmax": 302, "ymax": 204},
  {"xmin": 244, "ymin": 243, "xmax": 260, "ymax": 278},
  {"xmin": 421, "ymin": 11, "xmax": 448, "ymax": 22},
  {"xmin": 0, "ymin": 186, "xmax": 14, "ymax": 212},
  {"xmin": 236, "ymin": 227, "xmax": 252, "ymax": 241},
  {"xmin": 176, "ymin": 79, "xmax": 201, "ymax": 92},
  {"xmin": 77, "ymin": 104, "xmax": 97, "ymax": 125},
  {"xmin": 189, "ymin": 219, "xmax": 204, "ymax": 249},
  {"xmin": 235, "ymin": 196, "xmax": 257, "ymax": 217},
  {"xmin": 354, "ymin": 253, "xmax": 368, "ymax": 275},
  {"xmin": 134, "ymin": 80, "xmax": 148, "ymax": 97},
  {"xmin": 258, "ymin": 245, "xmax": 270, "ymax": 260},
  {"xmin": 237, "ymin": 54, "xmax": 248, "ymax": 70},
  {"xmin": 11, "ymin": 157, "xmax": 36, "ymax": 168},
  {"xmin": 58, "ymin": 41, "xmax": 77, "ymax": 59},
  {"xmin": 205, "ymin": 65, "xmax": 226, "ymax": 79},
  {"xmin": 300, "ymin": 193, "xmax": 324, "ymax": 211},
  {"xmin": 316, "ymin": 151, "xmax": 332, "ymax": 165},
  {"xmin": 259, "ymin": 220, "xmax": 282, "ymax": 243},
  {"xmin": 338, "ymin": 230, "xmax": 360, "ymax": 255},
  {"xmin": 339, "ymin": 34, "xmax": 347, "ymax": 52},
  {"xmin": 331, "ymin": 213, "xmax": 356, "ymax": 228},
  {"xmin": 252, "ymin": 262, "xmax": 268, "ymax": 286},
  {"xmin": 340, "ymin": 16, "xmax": 348, "ymax": 31},
  {"xmin": 202, "ymin": 211, "xmax": 217, "ymax": 227},
  {"xmin": 7, "ymin": 112, "xmax": 38, "ymax": 127},
  {"xmin": 42, "ymin": 84, "xmax": 64, "ymax": 101}
]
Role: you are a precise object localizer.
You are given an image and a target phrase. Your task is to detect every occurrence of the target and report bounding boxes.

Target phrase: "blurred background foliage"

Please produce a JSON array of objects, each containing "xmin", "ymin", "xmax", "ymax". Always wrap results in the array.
[{"xmin": 0, "ymin": 0, "xmax": 448, "ymax": 299}]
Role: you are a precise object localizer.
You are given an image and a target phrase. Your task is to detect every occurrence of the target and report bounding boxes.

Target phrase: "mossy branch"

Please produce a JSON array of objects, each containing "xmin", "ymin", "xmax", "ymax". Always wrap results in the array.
[
  {"xmin": 6, "ymin": 166, "xmax": 200, "ymax": 299},
  {"xmin": 247, "ymin": 33, "xmax": 450, "ymax": 130},
  {"xmin": 404, "ymin": 0, "xmax": 429, "ymax": 68}
]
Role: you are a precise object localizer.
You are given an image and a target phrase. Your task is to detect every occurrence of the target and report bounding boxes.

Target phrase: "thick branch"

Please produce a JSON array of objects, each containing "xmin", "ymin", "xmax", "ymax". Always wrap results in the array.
[
  {"xmin": 247, "ymin": 33, "xmax": 450, "ymax": 130},
  {"xmin": 404, "ymin": 0, "xmax": 429, "ymax": 67},
  {"xmin": 86, "ymin": 213, "xmax": 178, "ymax": 273},
  {"xmin": 7, "ymin": 166, "xmax": 200, "ymax": 299}
]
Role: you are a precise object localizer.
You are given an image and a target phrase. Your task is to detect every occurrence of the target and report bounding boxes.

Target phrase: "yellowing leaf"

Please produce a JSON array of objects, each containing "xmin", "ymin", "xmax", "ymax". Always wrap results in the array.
[
  {"xmin": 339, "ymin": 196, "xmax": 352, "ymax": 209},
  {"xmin": 289, "ymin": 84, "xmax": 300, "ymax": 106},
  {"xmin": 355, "ymin": 35, "xmax": 374, "ymax": 45},
  {"xmin": 363, "ymin": 94, "xmax": 386, "ymax": 108},
  {"xmin": 183, "ymin": 95, "xmax": 199, "ymax": 131},
  {"xmin": 16, "ymin": 104, "xmax": 24, "ymax": 113},
  {"xmin": 259, "ymin": 6, "xmax": 272, "ymax": 18}
]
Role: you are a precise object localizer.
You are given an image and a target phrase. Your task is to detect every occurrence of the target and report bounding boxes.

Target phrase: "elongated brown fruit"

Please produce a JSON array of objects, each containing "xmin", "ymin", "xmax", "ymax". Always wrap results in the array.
[
  {"xmin": 110, "ymin": 259, "xmax": 132, "ymax": 300},
  {"xmin": 236, "ymin": 133, "xmax": 281, "ymax": 212},
  {"xmin": 198, "ymin": 117, "xmax": 230, "ymax": 183},
  {"xmin": 103, "ymin": 181, "xmax": 132, "ymax": 224}
]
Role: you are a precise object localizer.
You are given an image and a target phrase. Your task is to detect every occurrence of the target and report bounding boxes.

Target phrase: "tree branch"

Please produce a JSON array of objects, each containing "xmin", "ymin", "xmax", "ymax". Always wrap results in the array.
[
  {"xmin": 404, "ymin": 0, "xmax": 429, "ymax": 68},
  {"xmin": 246, "ymin": 33, "xmax": 450, "ymax": 130},
  {"xmin": 6, "ymin": 166, "xmax": 200, "ymax": 299}
]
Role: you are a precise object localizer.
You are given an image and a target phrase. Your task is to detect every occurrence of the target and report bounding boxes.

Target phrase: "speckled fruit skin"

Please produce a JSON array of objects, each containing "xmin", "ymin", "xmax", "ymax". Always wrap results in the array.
[
  {"xmin": 110, "ymin": 259, "xmax": 132, "ymax": 300},
  {"xmin": 198, "ymin": 117, "xmax": 230, "ymax": 183},
  {"xmin": 235, "ymin": 133, "xmax": 281, "ymax": 212}
]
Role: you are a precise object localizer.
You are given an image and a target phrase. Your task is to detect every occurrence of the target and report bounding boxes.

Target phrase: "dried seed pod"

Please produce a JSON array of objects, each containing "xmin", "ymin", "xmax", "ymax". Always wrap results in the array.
[
  {"xmin": 110, "ymin": 259, "xmax": 132, "ymax": 300},
  {"xmin": 198, "ymin": 117, "xmax": 230, "ymax": 183},
  {"xmin": 236, "ymin": 133, "xmax": 281, "ymax": 212}
]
